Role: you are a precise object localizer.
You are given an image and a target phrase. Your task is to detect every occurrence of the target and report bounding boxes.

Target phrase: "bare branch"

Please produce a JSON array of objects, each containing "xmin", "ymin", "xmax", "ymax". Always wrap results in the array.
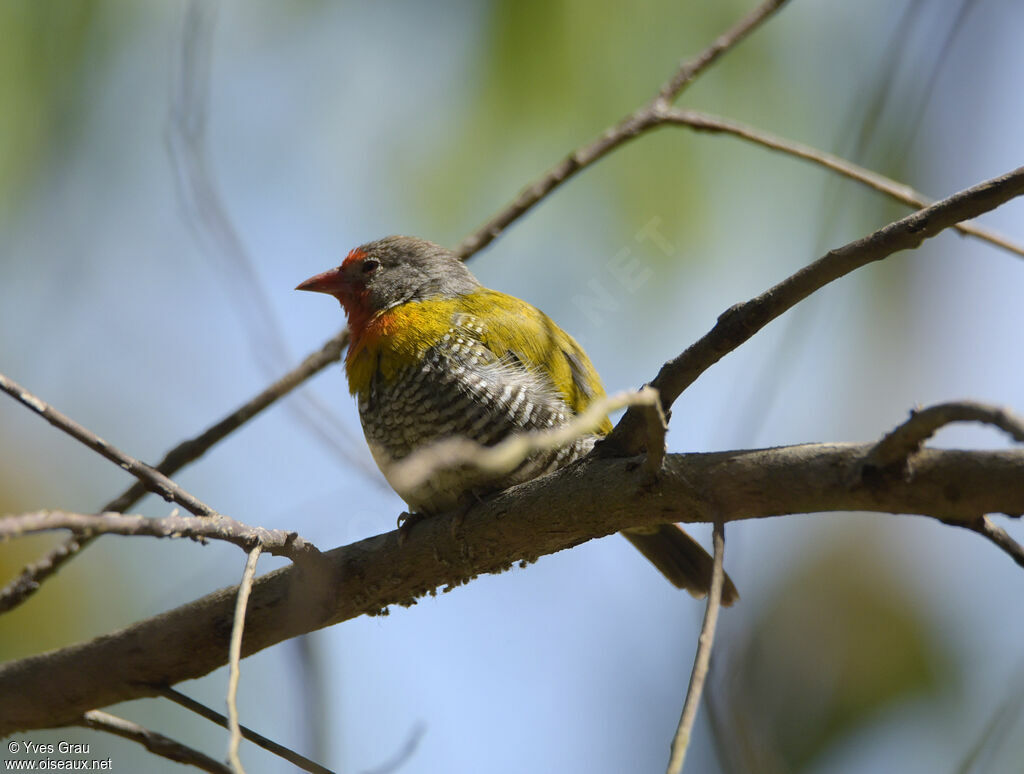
[
  {"xmin": 454, "ymin": 1, "xmax": 1016, "ymax": 268},
  {"xmin": 0, "ymin": 371, "xmax": 217, "ymax": 518},
  {"xmin": 860, "ymin": 404, "xmax": 1024, "ymax": 569},
  {"xmin": 78, "ymin": 710, "xmax": 230, "ymax": 774},
  {"xmin": 227, "ymin": 547, "xmax": 261, "ymax": 774},
  {"xmin": 454, "ymin": 113, "xmax": 662, "ymax": 260},
  {"xmin": 662, "ymin": 108, "xmax": 1024, "ymax": 260},
  {"xmin": 2, "ymin": 442, "xmax": 1021, "ymax": 734},
  {"xmin": 640, "ymin": 389, "xmax": 669, "ymax": 478},
  {"xmin": 605, "ymin": 165, "xmax": 1024, "ymax": 455},
  {"xmin": 666, "ymin": 520, "xmax": 727, "ymax": 774},
  {"xmin": 455, "ymin": 0, "xmax": 788, "ymax": 259},
  {"xmin": 968, "ymin": 517, "xmax": 1024, "ymax": 571},
  {"xmin": 160, "ymin": 687, "xmax": 334, "ymax": 774},
  {"xmin": 0, "ymin": 329, "xmax": 347, "ymax": 613},
  {"xmin": 387, "ymin": 388, "xmax": 659, "ymax": 494},
  {"xmin": 656, "ymin": 0, "xmax": 790, "ymax": 104},
  {"xmin": 865, "ymin": 400, "xmax": 1024, "ymax": 471},
  {"xmin": 0, "ymin": 537, "xmax": 88, "ymax": 614},
  {"xmin": 0, "ymin": 510, "xmax": 322, "ymax": 563}
]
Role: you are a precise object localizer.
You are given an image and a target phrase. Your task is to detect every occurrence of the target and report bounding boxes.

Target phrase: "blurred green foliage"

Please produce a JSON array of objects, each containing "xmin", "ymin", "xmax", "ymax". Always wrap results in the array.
[
  {"xmin": 718, "ymin": 535, "xmax": 955, "ymax": 773},
  {"xmin": 0, "ymin": 464, "xmax": 96, "ymax": 661},
  {"xmin": 415, "ymin": 0, "xmax": 781, "ymax": 258},
  {"xmin": 0, "ymin": 0, "xmax": 131, "ymax": 225}
]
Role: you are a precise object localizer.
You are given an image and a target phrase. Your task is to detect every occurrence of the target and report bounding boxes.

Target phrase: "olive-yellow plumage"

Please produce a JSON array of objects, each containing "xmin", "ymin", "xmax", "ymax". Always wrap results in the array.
[
  {"xmin": 297, "ymin": 235, "xmax": 737, "ymax": 603},
  {"xmin": 345, "ymin": 290, "xmax": 610, "ymax": 435}
]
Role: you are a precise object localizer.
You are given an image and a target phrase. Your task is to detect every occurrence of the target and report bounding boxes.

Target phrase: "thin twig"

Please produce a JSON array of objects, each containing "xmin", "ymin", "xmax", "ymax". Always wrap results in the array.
[
  {"xmin": 78, "ymin": 710, "xmax": 230, "ymax": 774},
  {"xmin": 969, "ymin": 517, "xmax": 1024, "ymax": 571},
  {"xmin": 640, "ymin": 387, "xmax": 669, "ymax": 478},
  {"xmin": 666, "ymin": 520, "xmax": 727, "ymax": 774},
  {"xmin": 160, "ymin": 687, "xmax": 335, "ymax": 774},
  {"xmin": 656, "ymin": 0, "xmax": 790, "ymax": 104},
  {"xmin": 864, "ymin": 405, "xmax": 1024, "ymax": 570},
  {"xmin": 0, "ymin": 329, "xmax": 347, "ymax": 613},
  {"xmin": 860, "ymin": 403, "xmax": 1024, "ymax": 582},
  {"xmin": 455, "ymin": 0, "xmax": 789, "ymax": 259},
  {"xmin": 0, "ymin": 510, "xmax": 322, "ymax": 562},
  {"xmin": 227, "ymin": 546, "xmax": 262, "ymax": 774},
  {"xmin": 865, "ymin": 400, "xmax": 1024, "ymax": 471},
  {"xmin": 457, "ymin": 1, "xmax": 1017, "ymax": 267},
  {"xmin": 0, "ymin": 371, "xmax": 217, "ymax": 518},
  {"xmin": 662, "ymin": 108, "xmax": 1024, "ymax": 260},
  {"xmin": 387, "ymin": 389, "xmax": 659, "ymax": 494},
  {"xmin": 606, "ymin": 165, "xmax": 1024, "ymax": 455}
]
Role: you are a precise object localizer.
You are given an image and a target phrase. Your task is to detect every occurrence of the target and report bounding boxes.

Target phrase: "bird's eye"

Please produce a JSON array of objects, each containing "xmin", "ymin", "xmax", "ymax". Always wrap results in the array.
[{"xmin": 361, "ymin": 258, "xmax": 380, "ymax": 274}]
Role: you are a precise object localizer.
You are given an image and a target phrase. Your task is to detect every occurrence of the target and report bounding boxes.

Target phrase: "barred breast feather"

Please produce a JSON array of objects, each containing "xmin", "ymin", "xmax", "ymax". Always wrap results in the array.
[{"xmin": 348, "ymin": 291, "xmax": 608, "ymax": 514}]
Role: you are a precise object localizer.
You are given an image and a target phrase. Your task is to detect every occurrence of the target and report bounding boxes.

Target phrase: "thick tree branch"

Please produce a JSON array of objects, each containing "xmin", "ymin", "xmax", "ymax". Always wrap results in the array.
[
  {"xmin": 605, "ymin": 165, "xmax": 1024, "ymax": 455},
  {"xmin": 1, "ymin": 442, "xmax": 1021, "ymax": 735}
]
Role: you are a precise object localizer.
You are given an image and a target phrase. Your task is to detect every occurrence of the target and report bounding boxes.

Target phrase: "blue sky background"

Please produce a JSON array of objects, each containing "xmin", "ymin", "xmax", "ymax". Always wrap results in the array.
[{"xmin": 1, "ymin": 1, "xmax": 1023, "ymax": 772}]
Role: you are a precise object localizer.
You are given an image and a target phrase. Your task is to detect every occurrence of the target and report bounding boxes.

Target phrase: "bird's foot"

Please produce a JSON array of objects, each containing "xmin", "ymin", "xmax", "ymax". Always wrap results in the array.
[
  {"xmin": 448, "ymin": 502, "xmax": 473, "ymax": 540},
  {"xmin": 448, "ymin": 490, "xmax": 489, "ymax": 539},
  {"xmin": 397, "ymin": 511, "xmax": 427, "ymax": 545}
]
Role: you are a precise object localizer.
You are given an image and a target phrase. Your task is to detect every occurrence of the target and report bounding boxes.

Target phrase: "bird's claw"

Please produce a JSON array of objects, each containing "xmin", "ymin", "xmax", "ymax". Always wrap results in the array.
[
  {"xmin": 397, "ymin": 511, "xmax": 426, "ymax": 545},
  {"xmin": 449, "ymin": 504, "xmax": 470, "ymax": 539}
]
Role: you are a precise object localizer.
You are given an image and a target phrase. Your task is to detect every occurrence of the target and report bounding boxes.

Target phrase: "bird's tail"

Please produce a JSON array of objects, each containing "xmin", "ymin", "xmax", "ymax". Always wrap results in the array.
[{"xmin": 621, "ymin": 524, "xmax": 739, "ymax": 605}]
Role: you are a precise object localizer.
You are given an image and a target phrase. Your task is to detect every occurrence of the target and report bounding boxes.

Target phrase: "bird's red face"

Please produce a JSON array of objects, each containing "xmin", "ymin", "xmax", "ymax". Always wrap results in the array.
[
  {"xmin": 297, "ymin": 236, "xmax": 482, "ymax": 339},
  {"xmin": 295, "ymin": 247, "xmax": 381, "ymax": 332}
]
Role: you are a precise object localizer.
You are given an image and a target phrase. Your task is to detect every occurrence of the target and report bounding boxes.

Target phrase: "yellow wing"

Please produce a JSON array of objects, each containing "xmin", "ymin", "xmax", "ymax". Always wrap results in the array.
[{"xmin": 458, "ymin": 289, "xmax": 613, "ymax": 435}]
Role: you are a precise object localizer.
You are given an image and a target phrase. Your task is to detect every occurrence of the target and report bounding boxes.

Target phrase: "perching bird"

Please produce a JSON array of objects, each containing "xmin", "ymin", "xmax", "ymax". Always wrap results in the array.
[{"xmin": 297, "ymin": 235, "xmax": 737, "ymax": 603}]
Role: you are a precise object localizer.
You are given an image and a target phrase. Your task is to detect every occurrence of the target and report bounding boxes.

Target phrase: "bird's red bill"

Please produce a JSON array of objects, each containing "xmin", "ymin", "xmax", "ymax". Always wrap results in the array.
[{"xmin": 295, "ymin": 267, "xmax": 345, "ymax": 294}]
